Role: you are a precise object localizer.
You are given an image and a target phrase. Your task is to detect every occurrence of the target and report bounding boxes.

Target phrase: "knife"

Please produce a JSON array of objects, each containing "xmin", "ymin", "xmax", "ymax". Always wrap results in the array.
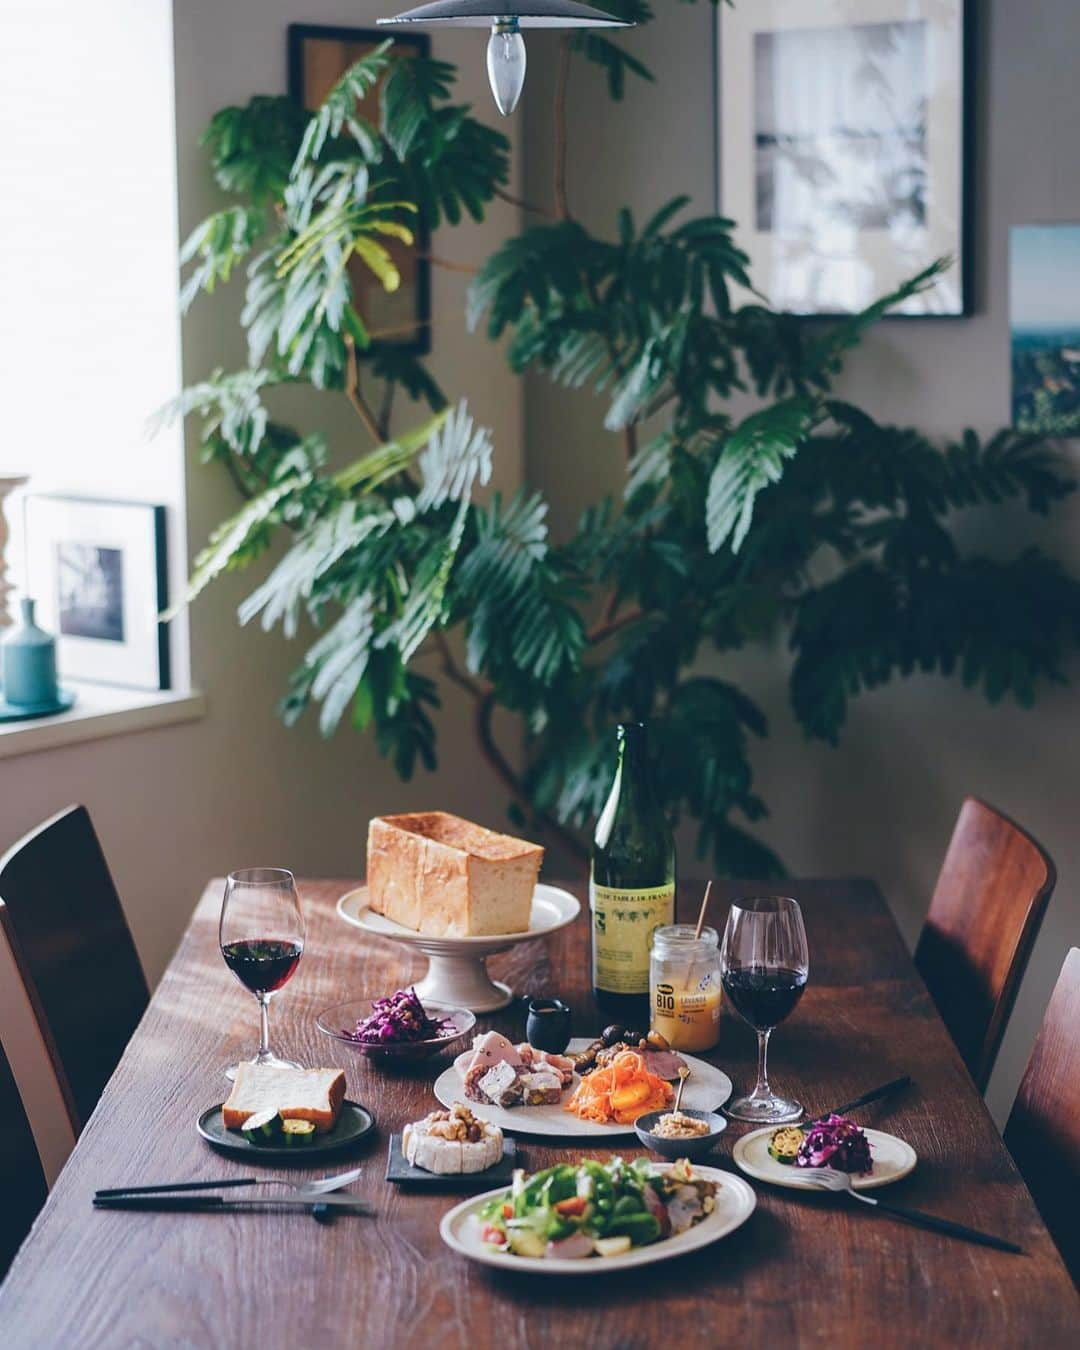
[
  {"xmin": 804, "ymin": 1075, "xmax": 912, "ymax": 1129},
  {"xmin": 93, "ymin": 1193, "xmax": 374, "ymax": 1215}
]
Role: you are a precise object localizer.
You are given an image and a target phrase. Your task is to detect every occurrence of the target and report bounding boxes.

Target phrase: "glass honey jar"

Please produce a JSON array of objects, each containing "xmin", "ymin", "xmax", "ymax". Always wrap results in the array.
[{"xmin": 649, "ymin": 924, "xmax": 722, "ymax": 1052}]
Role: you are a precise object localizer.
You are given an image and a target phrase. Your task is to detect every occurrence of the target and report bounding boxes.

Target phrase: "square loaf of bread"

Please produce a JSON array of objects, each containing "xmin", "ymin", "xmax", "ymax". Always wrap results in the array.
[
  {"xmin": 367, "ymin": 812, "xmax": 543, "ymax": 938},
  {"xmin": 222, "ymin": 1064, "xmax": 346, "ymax": 1133}
]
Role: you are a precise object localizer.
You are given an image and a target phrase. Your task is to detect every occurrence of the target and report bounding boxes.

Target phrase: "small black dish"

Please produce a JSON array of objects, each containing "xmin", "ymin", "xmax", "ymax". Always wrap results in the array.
[
  {"xmin": 385, "ymin": 1132, "xmax": 518, "ymax": 1188},
  {"xmin": 197, "ymin": 1101, "xmax": 375, "ymax": 1159},
  {"xmin": 525, "ymin": 997, "xmax": 572, "ymax": 1054}
]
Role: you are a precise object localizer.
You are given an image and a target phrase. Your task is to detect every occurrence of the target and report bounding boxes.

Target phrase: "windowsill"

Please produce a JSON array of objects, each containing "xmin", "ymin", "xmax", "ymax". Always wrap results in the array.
[{"xmin": 0, "ymin": 682, "xmax": 206, "ymax": 760}]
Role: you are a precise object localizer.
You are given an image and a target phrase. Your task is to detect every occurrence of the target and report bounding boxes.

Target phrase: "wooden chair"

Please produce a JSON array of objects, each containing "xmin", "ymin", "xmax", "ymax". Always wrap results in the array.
[
  {"xmin": 1004, "ymin": 948, "xmax": 1080, "ymax": 1285},
  {"xmin": 0, "ymin": 806, "xmax": 148, "ymax": 1134},
  {"xmin": 0, "ymin": 1036, "xmax": 47, "ymax": 1277},
  {"xmin": 915, "ymin": 797, "xmax": 1055, "ymax": 1092}
]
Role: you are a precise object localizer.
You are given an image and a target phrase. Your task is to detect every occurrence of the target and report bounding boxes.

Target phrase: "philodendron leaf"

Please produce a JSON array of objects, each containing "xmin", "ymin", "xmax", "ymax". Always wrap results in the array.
[{"xmin": 706, "ymin": 397, "xmax": 820, "ymax": 553}]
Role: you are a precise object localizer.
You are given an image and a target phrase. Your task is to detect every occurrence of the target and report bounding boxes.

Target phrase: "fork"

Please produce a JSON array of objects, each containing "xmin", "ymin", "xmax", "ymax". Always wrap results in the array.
[
  {"xmin": 94, "ymin": 1165, "xmax": 364, "ymax": 1200},
  {"xmin": 791, "ymin": 1168, "xmax": 1021, "ymax": 1254}
]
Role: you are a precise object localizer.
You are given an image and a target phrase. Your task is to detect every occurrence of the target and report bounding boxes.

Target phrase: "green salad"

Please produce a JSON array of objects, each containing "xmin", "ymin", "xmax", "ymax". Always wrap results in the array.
[{"xmin": 478, "ymin": 1157, "xmax": 717, "ymax": 1260}]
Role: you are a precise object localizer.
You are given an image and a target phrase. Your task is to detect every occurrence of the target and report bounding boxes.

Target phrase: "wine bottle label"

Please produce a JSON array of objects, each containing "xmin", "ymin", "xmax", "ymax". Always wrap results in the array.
[{"xmin": 590, "ymin": 883, "xmax": 675, "ymax": 995}]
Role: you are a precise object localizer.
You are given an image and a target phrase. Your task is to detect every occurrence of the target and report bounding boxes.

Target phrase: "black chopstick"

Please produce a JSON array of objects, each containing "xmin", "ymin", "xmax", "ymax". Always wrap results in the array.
[
  {"xmin": 93, "ymin": 1195, "xmax": 373, "ymax": 1215},
  {"xmin": 95, "ymin": 1178, "xmax": 261, "ymax": 1199},
  {"xmin": 862, "ymin": 1196, "xmax": 1022, "ymax": 1254},
  {"xmin": 806, "ymin": 1075, "xmax": 912, "ymax": 1128}
]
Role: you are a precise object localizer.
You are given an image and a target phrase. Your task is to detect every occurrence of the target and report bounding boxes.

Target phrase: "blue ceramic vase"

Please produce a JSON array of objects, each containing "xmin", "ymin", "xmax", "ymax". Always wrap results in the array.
[{"xmin": 1, "ymin": 598, "xmax": 58, "ymax": 706}]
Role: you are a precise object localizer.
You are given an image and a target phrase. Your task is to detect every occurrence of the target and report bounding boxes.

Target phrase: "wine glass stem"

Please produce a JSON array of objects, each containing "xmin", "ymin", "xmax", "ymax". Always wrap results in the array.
[
  {"xmin": 258, "ymin": 994, "xmax": 271, "ymax": 1059},
  {"xmin": 754, "ymin": 1028, "xmax": 772, "ymax": 1099}
]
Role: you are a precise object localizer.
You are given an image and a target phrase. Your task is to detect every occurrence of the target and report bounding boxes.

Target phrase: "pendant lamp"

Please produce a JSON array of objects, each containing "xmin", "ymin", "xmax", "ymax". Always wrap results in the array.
[{"xmin": 377, "ymin": 1, "xmax": 633, "ymax": 116}]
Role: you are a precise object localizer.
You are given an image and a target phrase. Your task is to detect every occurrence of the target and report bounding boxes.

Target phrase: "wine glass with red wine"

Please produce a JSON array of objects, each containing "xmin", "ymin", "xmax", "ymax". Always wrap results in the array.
[
  {"xmin": 720, "ymin": 896, "xmax": 809, "ymax": 1123},
  {"xmin": 220, "ymin": 868, "xmax": 305, "ymax": 1080}
]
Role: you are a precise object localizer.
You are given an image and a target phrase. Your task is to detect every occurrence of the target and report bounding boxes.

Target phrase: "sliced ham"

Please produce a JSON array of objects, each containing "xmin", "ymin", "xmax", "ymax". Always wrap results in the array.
[
  {"xmin": 454, "ymin": 1030, "xmax": 523, "ymax": 1078},
  {"xmin": 641, "ymin": 1048, "xmax": 687, "ymax": 1081}
]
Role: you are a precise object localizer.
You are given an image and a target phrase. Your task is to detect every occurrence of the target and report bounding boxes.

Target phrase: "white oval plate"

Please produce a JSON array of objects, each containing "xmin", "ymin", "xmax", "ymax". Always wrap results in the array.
[
  {"xmin": 337, "ymin": 883, "xmax": 580, "ymax": 952},
  {"xmin": 732, "ymin": 1126, "xmax": 917, "ymax": 1191},
  {"xmin": 434, "ymin": 1038, "xmax": 733, "ymax": 1138},
  {"xmin": 439, "ymin": 1164, "xmax": 756, "ymax": 1275}
]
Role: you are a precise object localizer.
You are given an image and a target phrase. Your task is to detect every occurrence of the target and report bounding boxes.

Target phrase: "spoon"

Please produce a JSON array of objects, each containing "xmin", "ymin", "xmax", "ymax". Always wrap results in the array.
[{"xmin": 673, "ymin": 1066, "xmax": 690, "ymax": 1113}]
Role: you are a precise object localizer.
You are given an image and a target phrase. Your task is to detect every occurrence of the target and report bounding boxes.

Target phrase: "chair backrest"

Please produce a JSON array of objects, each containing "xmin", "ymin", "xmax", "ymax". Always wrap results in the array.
[
  {"xmin": 0, "ymin": 806, "xmax": 148, "ymax": 1134},
  {"xmin": 0, "ymin": 1036, "xmax": 47, "ymax": 1277},
  {"xmin": 915, "ymin": 796, "xmax": 1055, "ymax": 1092},
  {"xmin": 1004, "ymin": 948, "xmax": 1080, "ymax": 1285}
]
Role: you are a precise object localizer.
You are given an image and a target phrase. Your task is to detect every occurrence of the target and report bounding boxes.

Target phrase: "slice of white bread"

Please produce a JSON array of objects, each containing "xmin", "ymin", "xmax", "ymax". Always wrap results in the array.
[
  {"xmin": 222, "ymin": 1063, "xmax": 346, "ymax": 1133},
  {"xmin": 367, "ymin": 812, "xmax": 543, "ymax": 938}
]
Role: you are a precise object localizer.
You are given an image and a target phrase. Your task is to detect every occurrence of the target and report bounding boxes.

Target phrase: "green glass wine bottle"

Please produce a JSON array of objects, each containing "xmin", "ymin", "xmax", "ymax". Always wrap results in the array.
[{"xmin": 590, "ymin": 722, "xmax": 676, "ymax": 1021}]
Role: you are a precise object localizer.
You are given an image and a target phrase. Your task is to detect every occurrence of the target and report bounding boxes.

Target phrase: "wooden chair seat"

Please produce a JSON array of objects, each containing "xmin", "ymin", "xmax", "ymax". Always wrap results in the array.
[
  {"xmin": 915, "ymin": 797, "xmax": 1054, "ymax": 1091},
  {"xmin": 0, "ymin": 1038, "xmax": 47, "ymax": 1276},
  {"xmin": 1004, "ymin": 948, "xmax": 1080, "ymax": 1285},
  {"xmin": 0, "ymin": 806, "xmax": 148, "ymax": 1134}
]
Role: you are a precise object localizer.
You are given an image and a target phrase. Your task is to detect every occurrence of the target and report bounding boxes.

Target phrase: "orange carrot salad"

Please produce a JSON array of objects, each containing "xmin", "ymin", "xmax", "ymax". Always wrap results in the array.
[{"xmin": 565, "ymin": 1050, "xmax": 673, "ymax": 1124}]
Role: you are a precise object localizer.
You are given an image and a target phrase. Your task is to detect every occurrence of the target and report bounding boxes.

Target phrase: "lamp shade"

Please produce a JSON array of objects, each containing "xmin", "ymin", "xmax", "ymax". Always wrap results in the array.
[{"xmin": 377, "ymin": 0, "xmax": 630, "ymax": 28}]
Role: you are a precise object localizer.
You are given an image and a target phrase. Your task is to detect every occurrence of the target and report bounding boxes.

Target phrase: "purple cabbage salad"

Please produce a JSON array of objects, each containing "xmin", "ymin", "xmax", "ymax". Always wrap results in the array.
[
  {"xmin": 344, "ymin": 988, "xmax": 455, "ymax": 1044},
  {"xmin": 795, "ymin": 1114, "xmax": 873, "ymax": 1175}
]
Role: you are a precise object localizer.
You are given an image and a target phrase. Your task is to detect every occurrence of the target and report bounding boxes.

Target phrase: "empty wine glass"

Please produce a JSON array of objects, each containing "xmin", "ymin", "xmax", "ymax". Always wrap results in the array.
[
  {"xmin": 720, "ymin": 895, "xmax": 809, "ymax": 1123},
  {"xmin": 220, "ymin": 868, "xmax": 305, "ymax": 1080}
]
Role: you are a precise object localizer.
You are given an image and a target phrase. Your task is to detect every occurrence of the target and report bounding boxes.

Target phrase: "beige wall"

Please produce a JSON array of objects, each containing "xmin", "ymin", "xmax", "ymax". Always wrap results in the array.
[
  {"xmin": 523, "ymin": 1, "xmax": 1080, "ymax": 1126},
  {"xmin": 1, "ymin": 2, "xmax": 523, "ymax": 1008}
]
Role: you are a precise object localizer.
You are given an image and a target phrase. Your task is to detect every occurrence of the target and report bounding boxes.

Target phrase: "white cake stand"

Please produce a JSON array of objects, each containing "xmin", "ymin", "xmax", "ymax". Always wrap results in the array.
[{"xmin": 336, "ymin": 883, "xmax": 581, "ymax": 1012}]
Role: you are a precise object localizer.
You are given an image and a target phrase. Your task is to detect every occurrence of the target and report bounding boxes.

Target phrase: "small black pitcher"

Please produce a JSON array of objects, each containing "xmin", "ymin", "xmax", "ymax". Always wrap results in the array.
[{"xmin": 525, "ymin": 997, "xmax": 572, "ymax": 1054}]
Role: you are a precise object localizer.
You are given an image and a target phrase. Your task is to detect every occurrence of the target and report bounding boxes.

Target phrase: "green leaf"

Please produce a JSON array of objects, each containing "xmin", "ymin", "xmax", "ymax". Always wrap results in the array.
[
  {"xmin": 294, "ymin": 43, "xmax": 393, "ymax": 168},
  {"xmin": 179, "ymin": 206, "xmax": 266, "ymax": 313},
  {"xmin": 201, "ymin": 96, "xmax": 308, "ymax": 204},
  {"xmin": 415, "ymin": 401, "xmax": 493, "ymax": 511},
  {"xmin": 167, "ymin": 473, "xmax": 310, "ymax": 618},
  {"xmin": 706, "ymin": 397, "xmax": 820, "ymax": 553},
  {"xmin": 306, "ymin": 593, "xmax": 378, "ymax": 736}
]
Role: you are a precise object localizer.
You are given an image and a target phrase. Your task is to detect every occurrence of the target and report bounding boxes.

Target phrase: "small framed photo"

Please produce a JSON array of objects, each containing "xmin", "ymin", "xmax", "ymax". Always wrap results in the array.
[
  {"xmin": 24, "ymin": 495, "xmax": 170, "ymax": 691},
  {"xmin": 1010, "ymin": 224, "xmax": 1080, "ymax": 435},
  {"xmin": 288, "ymin": 23, "xmax": 432, "ymax": 353},
  {"xmin": 718, "ymin": 0, "xmax": 972, "ymax": 317}
]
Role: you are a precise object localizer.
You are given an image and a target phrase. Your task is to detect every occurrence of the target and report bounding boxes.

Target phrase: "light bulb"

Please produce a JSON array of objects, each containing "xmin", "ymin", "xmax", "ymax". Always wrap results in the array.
[{"xmin": 487, "ymin": 20, "xmax": 526, "ymax": 116}]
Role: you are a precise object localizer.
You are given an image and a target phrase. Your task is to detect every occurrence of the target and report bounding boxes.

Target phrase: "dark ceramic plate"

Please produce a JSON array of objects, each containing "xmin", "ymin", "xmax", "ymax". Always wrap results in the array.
[
  {"xmin": 197, "ymin": 1101, "xmax": 375, "ymax": 1159},
  {"xmin": 385, "ymin": 1131, "xmax": 518, "ymax": 1188}
]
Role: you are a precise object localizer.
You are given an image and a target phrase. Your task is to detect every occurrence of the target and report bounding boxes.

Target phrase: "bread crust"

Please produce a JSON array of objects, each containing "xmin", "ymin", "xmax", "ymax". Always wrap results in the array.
[
  {"xmin": 222, "ymin": 1065, "xmax": 346, "ymax": 1133},
  {"xmin": 367, "ymin": 812, "xmax": 543, "ymax": 938}
]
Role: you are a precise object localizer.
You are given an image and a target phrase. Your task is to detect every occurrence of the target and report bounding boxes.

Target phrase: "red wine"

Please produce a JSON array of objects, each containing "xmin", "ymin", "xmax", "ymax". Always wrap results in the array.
[
  {"xmin": 222, "ymin": 938, "xmax": 302, "ymax": 994},
  {"xmin": 722, "ymin": 965, "xmax": 807, "ymax": 1030}
]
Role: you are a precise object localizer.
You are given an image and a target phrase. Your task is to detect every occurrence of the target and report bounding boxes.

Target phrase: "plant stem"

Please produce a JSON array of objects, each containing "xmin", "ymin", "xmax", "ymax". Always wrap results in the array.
[
  {"xmin": 553, "ymin": 35, "xmax": 572, "ymax": 220},
  {"xmin": 419, "ymin": 253, "xmax": 479, "ymax": 276},
  {"xmin": 475, "ymin": 688, "xmax": 588, "ymax": 862},
  {"xmin": 377, "ymin": 380, "xmax": 395, "ymax": 441},
  {"xmin": 431, "ymin": 632, "xmax": 587, "ymax": 861},
  {"xmin": 344, "ymin": 335, "xmax": 385, "ymax": 444},
  {"xmin": 222, "ymin": 451, "xmax": 255, "ymax": 501},
  {"xmin": 587, "ymin": 606, "xmax": 643, "ymax": 646},
  {"xmin": 493, "ymin": 185, "xmax": 554, "ymax": 218},
  {"xmin": 623, "ymin": 425, "xmax": 638, "ymax": 462}
]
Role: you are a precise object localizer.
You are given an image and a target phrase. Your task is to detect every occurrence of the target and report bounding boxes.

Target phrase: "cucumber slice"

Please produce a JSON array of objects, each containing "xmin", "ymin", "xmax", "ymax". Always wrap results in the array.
[
  {"xmin": 241, "ymin": 1109, "xmax": 281, "ymax": 1144},
  {"xmin": 767, "ymin": 1126, "xmax": 804, "ymax": 1164},
  {"xmin": 281, "ymin": 1118, "xmax": 316, "ymax": 1146}
]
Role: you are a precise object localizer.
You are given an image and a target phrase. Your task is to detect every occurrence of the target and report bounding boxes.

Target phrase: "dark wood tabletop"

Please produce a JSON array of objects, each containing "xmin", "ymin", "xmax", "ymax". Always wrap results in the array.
[{"xmin": 0, "ymin": 877, "xmax": 1075, "ymax": 1348}]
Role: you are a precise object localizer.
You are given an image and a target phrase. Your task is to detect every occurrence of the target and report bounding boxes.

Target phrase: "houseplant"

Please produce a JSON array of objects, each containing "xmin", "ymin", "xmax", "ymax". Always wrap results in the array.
[{"xmin": 167, "ymin": 10, "xmax": 1080, "ymax": 873}]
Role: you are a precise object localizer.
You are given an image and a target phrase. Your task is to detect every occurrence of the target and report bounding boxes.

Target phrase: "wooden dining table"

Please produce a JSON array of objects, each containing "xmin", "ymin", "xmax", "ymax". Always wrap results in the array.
[{"xmin": 0, "ymin": 877, "xmax": 1075, "ymax": 1347}]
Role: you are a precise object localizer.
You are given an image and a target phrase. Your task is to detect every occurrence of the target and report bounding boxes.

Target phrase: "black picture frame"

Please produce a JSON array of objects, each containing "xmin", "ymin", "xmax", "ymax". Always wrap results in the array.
[
  {"xmin": 287, "ymin": 23, "xmax": 432, "ymax": 355},
  {"xmin": 716, "ymin": 0, "xmax": 975, "ymax": 320}
]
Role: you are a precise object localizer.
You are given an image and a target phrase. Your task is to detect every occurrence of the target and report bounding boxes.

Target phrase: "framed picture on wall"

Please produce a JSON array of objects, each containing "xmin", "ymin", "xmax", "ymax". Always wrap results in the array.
[
  {"xmin": 718, "ymin": 0, "xmax": 972, "ymax": 317},
  {"xmin": 288, "ymin": 23, "xmax": 432, "ymax": 354},
  {"xmin": 24, "ymin": 495, "xmax": 170, "ymax": 691},
  {"xmin": 1010, "ymin": 224, "xmax": 1080, "ymax": 435}
]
